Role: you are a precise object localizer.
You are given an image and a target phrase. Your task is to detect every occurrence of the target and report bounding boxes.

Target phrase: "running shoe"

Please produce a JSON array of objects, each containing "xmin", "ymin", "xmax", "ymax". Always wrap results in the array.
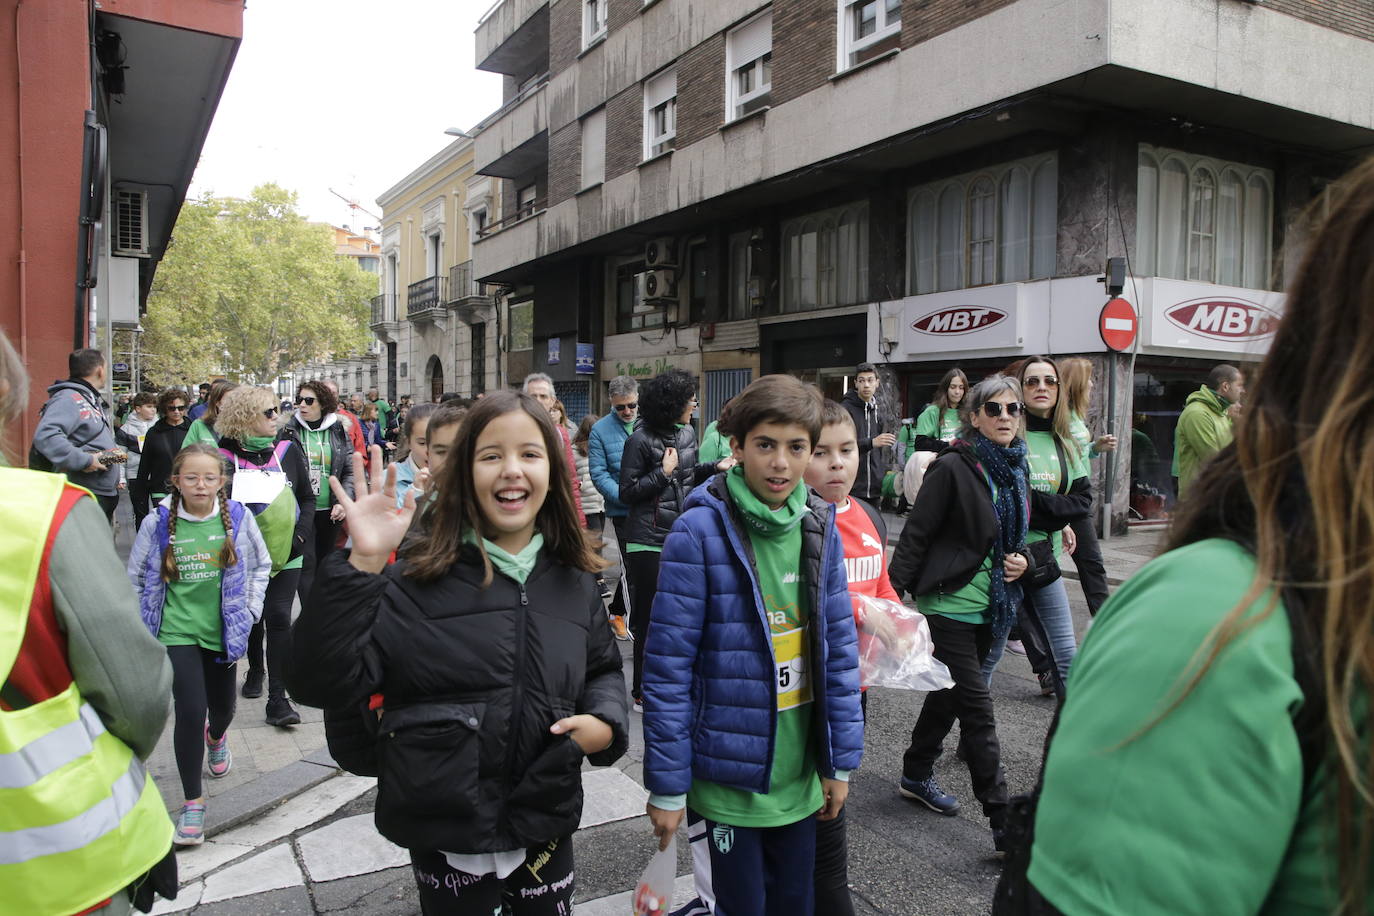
[
  {"xmin": 609, "ymin": 615, "xmax": 631, "ymax": 641},
  {"xmin": 240, "ymin": 666, "xmax": 264, "ymax": 699},
  {"xmin": 265, "ymin": 694, "xmax": 301, "ymax": 727},
  {"xmin": 899, "ymin": 775, "xmax": 960, "ymax": 816},
  {"xmin": 205, "ymin": 724, "xmax": 232, "ymax": 778},
  {"xmin": 1038, "ymin": 670, "xmax": 1056, "ymax": 697},
  {"xmin": 174, "ymin": 801, "xmax": 206, "ymax": 846},
  {"xmin": 1004, "ymin": 639, "xmax": 1027, "ymax": 657}
]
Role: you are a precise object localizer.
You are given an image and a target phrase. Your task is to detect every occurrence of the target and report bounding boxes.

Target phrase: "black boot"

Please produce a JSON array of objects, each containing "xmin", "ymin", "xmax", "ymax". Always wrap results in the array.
[
  {"xmin": 240, "ymin": 667, "xmax": 264, "ymax": 699},
  {"xmin": 265, "ymin": 690, "xmax": 301, "ymax": 727}
]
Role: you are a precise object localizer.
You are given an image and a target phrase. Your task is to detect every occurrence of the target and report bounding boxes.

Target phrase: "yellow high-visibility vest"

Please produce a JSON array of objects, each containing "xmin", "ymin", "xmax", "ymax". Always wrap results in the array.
[{"xmin": 0, "ymin": 468, "xmax": 173, "ymax": 916}]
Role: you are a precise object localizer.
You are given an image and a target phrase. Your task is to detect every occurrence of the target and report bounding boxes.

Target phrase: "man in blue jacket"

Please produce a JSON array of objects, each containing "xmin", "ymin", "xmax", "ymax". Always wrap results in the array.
[
  {"xmin": 588, "ymin": 374, "xmax": 638, "ymax": 640},
  {"xmin": 31, "ymin": 348, "xmax": 121, "ymax": 523},
  {"xmin": 643, "ymin": 374, "xmax": 864, "ymax": 916}
]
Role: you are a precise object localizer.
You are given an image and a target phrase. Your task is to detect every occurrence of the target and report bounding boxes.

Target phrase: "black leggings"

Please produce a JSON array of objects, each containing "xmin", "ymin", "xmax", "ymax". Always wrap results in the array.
[
  {"xmin": 626, "ymin": 550, "xmax": 662, "ymax": 699},
  {"xmin": 166, "ymin": 645, "xmax": 237, "ymax": 800},
  {"xmin": 410, "ymin": 837, "xmax": 574, "ymax": 915},
  {"xmin": 245, "ymin": 568, "xmax": 301, "ymax": 696},
  {"xmin": 1069, "ymin": 515, "xmax": 1110, "ymax": 616},
  {"xmin": 297, "ymin": 509, "xmax": 338, "ymax": 607}
]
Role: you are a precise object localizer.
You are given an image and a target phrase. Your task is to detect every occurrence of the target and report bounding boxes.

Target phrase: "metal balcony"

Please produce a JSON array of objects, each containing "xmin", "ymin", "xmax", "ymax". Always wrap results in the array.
[
  {"xmin": 449, "ymin": 260, "xmax": 495, "ymax": 326},
  {"xmin": 407, "ymin": 275, "xmax": 448, "ymax": 323},
  {"xmin": 369, "ymin": 293, "xmax": 396, "ymax": 326}
]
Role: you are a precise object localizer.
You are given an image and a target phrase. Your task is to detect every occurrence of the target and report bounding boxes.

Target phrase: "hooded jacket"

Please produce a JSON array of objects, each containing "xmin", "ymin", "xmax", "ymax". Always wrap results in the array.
[
  {"xmin": 127, "ymin": 497, "xmax": 272, "ymax": 663},
  {"xmin": 282, "ymin": 412, "xmax": 356, "ymax": 503},
  {"xmin": 32, "ymin": 379, "xmax": 119, "ymax": 495},
  {"xmin": 1174, "ymin": 386, "xmax": 1234, "ymax": 499},
  {"xmin": 116, "ymin": 414, "xmax": 156, "ymax": 479},
  {"xmin": 842, "ymin": 390, "xmax": 886, "ymax": 500},
  {"xmin": 287, "ymin": 548, "xmax": 630, "ymax": 854},
  {"xmin": 642, "ymin": 474, "xmax": 865, "ymax": 797},
  {"xmin": 134, "ymin": 418, "xmax": 191, "ymax": 498},
  {"xmin": 218, "ymin": 435, "xmax": 316, "ymax": 567},
  {"xmin": 619, "ymin": 420, "xmax": 714, "ymax": 548}
]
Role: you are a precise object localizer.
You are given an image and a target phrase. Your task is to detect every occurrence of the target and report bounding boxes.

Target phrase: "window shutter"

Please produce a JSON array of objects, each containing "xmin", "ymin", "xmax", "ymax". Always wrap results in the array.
[
  {"xmin": 729, "ymin": 11, "xmax": 772, "ymax": 66},
  {"xmin": 644, "ymin": 69, "xmax": 677, "ymax": 110},
  {"xmin": 581, "ymin": 108, "xmax": 606, "ymax": 189}
]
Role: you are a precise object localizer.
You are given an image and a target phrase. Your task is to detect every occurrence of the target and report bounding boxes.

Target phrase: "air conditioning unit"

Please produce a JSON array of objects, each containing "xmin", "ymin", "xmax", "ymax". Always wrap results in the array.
[
  {"xmin": 644, "ymin": 268, "xmax": 677, "ymax": 301},
  {"xmin": 645, "ymin": 237, "xmax": 677, "ymax": 267},
  {"xmin": 113, "ymin": 189, "xmax": 149, "ymax": 257}
]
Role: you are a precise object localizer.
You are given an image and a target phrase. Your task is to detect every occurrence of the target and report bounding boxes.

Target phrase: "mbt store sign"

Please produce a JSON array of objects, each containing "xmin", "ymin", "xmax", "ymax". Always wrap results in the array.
[
  {"xmin": 884, "ymin": 284, "xmax": 1025, "ymax": 357},
  {"xmin": 1146, "ymin": 279, "xmax": 1284, "ymax": 356}
]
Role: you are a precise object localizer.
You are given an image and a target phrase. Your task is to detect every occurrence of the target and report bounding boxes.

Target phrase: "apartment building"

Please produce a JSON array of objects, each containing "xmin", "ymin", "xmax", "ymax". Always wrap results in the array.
[{"xmin": 470, "ymin": 0, "xmax": 1374, "ymax": 525}]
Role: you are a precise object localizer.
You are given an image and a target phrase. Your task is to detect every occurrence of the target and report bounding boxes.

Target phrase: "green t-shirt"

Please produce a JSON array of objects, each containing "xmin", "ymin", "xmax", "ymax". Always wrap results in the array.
[
  {"xmin": 1024, "ymin": 428, "xmax": 1088, "ymax": 557},
  {"xmin": 372, "ymin": 399, "xmax": 392, "ymax": 432},
  {"xmin": 181, "ymin": 418, "xmax": 218, "ymax": 449},
  {"xmin": 158, "ymin": 515, "xmax": 226, "ymax": 652},
  {"xmin": 299, "ymin": 426, "xmax": 333, "ymax": 510},
  {"xmin": 687, "ymin": 469, "xmax": 823, "ymax": 828},
  {"xmin": 698, "ymin": 420, "xmax": 731, "ymax": 466},
  {"xmin": 1068, "ymin": 413, "xmax": 1097, "ymax": 460},
  {"xmin": 1030, "ymin": 539, "xmax": 1359, "ymax": 914},
  {"xmin": 915, "ymin": 404, "xmax": 962, "ymax": 442}
]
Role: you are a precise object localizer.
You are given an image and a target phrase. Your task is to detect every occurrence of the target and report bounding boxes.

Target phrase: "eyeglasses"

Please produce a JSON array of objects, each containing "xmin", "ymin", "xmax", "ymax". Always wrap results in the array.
[
  {"xmin": 613, "ymin": 402, "xmax": 638, "ymax": 412},
  {"xmin": 174, "ymin": 474, "xmax": 222, "ymax": 487},
  {"xmin": 1024, "ymin": 376, "xmax": 1058, "ymax": 389},
  {"xmin": 263, "ymin": 407, "xmax": 279, "ymax": 419},
  {"xmin": 166, "ymin": 405, "xmax": 187, "ymax": 412},
  {"xmin": 295, "ymin": 396, "xmax": 317, "ymax": 406},
  {"xmin": 981, "ymin": 401, "xmax": 1025, "ymax": 418}
]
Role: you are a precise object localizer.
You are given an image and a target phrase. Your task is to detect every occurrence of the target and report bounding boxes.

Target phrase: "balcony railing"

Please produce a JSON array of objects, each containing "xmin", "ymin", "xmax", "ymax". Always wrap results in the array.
[
  {"xmin": 407, "ymin": 275, "xmax": 448, "ymax": 316},
  {"xmin": 476, "ymin": 198, "xmax": 545, "ymax": 239},
  {"xmin": 370, "ymin": 293, "xmax": 396, "ymax": 325},
  {"xmin": 448, "ymin": 261, "xmax": 487, "ymax": 301}
]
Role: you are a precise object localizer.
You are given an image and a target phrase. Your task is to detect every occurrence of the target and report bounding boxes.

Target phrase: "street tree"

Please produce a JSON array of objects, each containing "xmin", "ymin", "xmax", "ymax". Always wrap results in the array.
[{"xmin": 143, "ymin": 184, "xmax": 374, "ymax": 386}]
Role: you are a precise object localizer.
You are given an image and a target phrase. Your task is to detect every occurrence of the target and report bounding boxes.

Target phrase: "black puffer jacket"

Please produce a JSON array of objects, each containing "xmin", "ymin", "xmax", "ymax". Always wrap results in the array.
[
  {"xmin": 281, "ymin": 413, "xmax": 355, "ymax": 503},
  {"xmin": 134, "ymin": 418, "xmax": 190, "ymax": 497},
  {"xmin": 288, "ymin": 548, "xmax": 629, "ymax": 854},
  {"xmin": 618, "ymin": 421, "xmax": 715, "ymax": 548}
]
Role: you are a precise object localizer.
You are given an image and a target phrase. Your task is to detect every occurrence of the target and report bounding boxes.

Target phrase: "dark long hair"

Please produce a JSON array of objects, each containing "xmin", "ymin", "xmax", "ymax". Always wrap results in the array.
[
  {"xmin": 638, "ymin": 369, "xmax": 697, "ymax": 433},
  {"xmin": 933, "ymin": 367, "xmax": 968, "ymax": 410},
  {"xmin": 1167, "ymin": 155, "xmax": 1374, "ymax": 910},
  {"xmin": 399, "ymin": 391, "xmax": 603, "ymax": 586}
]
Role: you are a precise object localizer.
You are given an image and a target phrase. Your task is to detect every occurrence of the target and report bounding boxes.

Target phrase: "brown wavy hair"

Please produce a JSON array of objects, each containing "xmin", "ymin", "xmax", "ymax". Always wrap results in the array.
[
  {"xmin": 933, "ymin": 367, "xmax": 969, "ymax": 411},
  {"xmin": 400, "ymin": 390, "xmax": 603, "ymax": 586},
  {"xmin": 1058, "ymin": 357, "xmax": 1095, "ymax": 419},
  {"xmin": 202, "ymin": 379, "xmax": 239, "ymax": 425},
  {"xmin": 1167, "ymin": 155, "xmax": 1374, "ymax": 910},
  {"xmin": 162, "ymin": 443, "xmax": 238, "ymax": 582},
  {"xmin": 156, "ymin": 387, "xmax": 190, "ymax": 417}
]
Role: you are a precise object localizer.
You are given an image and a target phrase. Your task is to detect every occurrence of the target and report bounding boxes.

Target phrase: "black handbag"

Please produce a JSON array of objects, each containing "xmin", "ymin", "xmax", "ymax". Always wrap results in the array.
[{"xmin": 1023, "ymin": 438, "xmax": 1070, "ymax": 589}]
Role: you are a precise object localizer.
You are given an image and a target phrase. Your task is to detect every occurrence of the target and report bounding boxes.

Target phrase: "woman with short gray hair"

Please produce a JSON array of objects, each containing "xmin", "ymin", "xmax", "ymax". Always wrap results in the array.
[{"xmin": 887, "ymin": 374, "xmax": 1031, "ymax": 851}]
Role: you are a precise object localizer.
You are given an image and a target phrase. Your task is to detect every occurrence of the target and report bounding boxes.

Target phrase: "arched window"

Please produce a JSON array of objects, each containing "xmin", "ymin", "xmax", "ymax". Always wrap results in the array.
[
  {"xmin": 936, "ymin": 183, "xmax": 964, "ymax": 291},
  {"xmin": 1136, "ymin": 152, "xmax": 1159, "ymax": 276},
  {"xmin": 967, "ymin": 176, "xmax": 996, "ymax": 286},
  {"xmin": 999, "ymin": 167, "xmax": 1030, "ymax": 282},
  {"xmin": 909, "ymin": 189, "xmax": 937, "ymax": 294},
  {"xmin": 1158, "ymin": 158, "xmax": 1190, "ymax": 279},
  {"xmin": 1243, "ymin": 174, "xmax": 1272, "ymax": 289},
  {"xmin": 1216, "ymin": 169, "xmax": 1245, "ymax": 286},
  {"xmin": 1031, "ymin": 158, "xmax": 1058, "ymax": 279},
  {"xmin": 817, "ymin": 219, "xmax": 837, "ymax": 307},
  {"xmin": 1188, "ymin": 167, "xmax": 1217, "ymax": 282}
]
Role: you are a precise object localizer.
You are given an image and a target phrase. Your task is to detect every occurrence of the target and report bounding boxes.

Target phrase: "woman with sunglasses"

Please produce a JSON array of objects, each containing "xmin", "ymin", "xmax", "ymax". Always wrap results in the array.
[
  {"xmin": 283, "ymin": 380, "xmax": 355, "ymax": 606},
  {"xmin": 215, "ymin": 386, "xmax": 315, "ymax": 727},
  {"xmin": 981, "ymin": 357, "xmax": 1092, "ymax": 699},
  {"xmin": 136, "ymin": 388, "xmax": 194, "ymax": 510},
  {"xmin": 888, "ymin": 374, "xmax": 1032, "ymax": 850}
]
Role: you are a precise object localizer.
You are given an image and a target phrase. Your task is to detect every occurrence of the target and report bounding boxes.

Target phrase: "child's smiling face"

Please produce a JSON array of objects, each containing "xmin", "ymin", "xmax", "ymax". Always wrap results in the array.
[{"xmin": 732, "ymin": 421, "xmax": 814, "ymax": 508}]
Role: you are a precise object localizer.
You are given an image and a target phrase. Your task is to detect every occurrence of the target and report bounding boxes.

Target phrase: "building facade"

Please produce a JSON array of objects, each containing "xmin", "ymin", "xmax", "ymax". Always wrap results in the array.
[
  {"xmin": 2, "ymin": 0, "xmax": 242, "ymax": 446},
  {"xmin": 470, "ymin": 0, "xmax": 1374, "ymax": 527}
]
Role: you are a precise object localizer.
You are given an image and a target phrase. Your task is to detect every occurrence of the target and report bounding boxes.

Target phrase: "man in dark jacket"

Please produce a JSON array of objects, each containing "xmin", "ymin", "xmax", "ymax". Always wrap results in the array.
[
  {"xmin": 841, "ymin": 363, "xmax": 895, "ymax": 509},
  {"xmin": 31, "ymin": 348, "xmax": 121, "ymax": 522}
]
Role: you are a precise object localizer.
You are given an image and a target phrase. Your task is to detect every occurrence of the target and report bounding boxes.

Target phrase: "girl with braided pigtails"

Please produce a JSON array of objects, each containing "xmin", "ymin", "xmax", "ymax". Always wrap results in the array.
[{"xmin": 128, "ymin": 443, "xmax": 272, "ymax": 847}]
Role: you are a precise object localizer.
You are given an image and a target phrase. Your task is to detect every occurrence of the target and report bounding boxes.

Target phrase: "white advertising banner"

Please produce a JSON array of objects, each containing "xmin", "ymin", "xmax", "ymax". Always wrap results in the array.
[
  {"xmin": 1144, "ymin": 278, "xmax": 1284, "ymax": 358},
  {"xmin": 885, "ymin": 284, "xmax": 1025, "ymax": 358}
]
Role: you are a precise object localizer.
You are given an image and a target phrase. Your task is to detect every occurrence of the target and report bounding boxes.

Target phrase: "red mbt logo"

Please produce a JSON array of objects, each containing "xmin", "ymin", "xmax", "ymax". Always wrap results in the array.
[
  {"xmin": 1164, "ymin": 298, "xmax": 1280, "ymax": 341},
  {"xmin": 911, "ymin": 306, "xmax": 1007, "ymax": 336}
]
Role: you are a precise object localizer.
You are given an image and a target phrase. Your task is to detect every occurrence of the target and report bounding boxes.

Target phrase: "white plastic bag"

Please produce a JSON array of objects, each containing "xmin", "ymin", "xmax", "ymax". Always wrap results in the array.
[
  {"xmin": 852, "ymin": 594, "xmax": 955, "ymax": 692},
  {"xmin": 633, "ymin": 835, "xmax": 676, "ymax": 916}
]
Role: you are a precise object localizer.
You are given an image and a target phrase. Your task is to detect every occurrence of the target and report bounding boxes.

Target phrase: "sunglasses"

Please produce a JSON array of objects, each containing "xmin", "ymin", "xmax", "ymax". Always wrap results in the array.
[
  {"xmin": 1024, "ymin": 376, "xmax": 1059, "ymax": 389},
  {"xmin": 166, "ymin": 405, "xmax": 187, "ymax": 412},
  {"xmin": 263, "ymin": 407, "xmax": 279, "ymax": 419},
  {"xmin": 613, "ymin": 402, "xmax": 638, "ymax": 412},
  {"xmin": 295, "ymin": 396, "xmax": 317, "ymax": 406},
  {"xmin": 981, "ymin": 401, "xmax": 1025, "ymax": 418}
]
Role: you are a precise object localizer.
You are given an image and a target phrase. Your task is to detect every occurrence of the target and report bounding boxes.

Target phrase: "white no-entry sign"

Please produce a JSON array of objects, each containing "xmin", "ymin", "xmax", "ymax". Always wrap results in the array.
[{"xmin": 1099, "ymin": 297, "xmax": 1138, "ymax": 352}]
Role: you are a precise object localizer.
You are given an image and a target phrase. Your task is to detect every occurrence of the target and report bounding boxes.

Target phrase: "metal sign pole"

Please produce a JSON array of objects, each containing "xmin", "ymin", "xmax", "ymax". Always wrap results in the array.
[{"xmin": 1102, "ymin": 349, "xmax": 1117, "ymax": 541}]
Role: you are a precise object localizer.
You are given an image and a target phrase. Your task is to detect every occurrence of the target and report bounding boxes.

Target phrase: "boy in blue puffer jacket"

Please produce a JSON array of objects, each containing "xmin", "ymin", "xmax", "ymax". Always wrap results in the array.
[{"xmin": 643, "ymin": 374, "xmax": 865, "ymax": 916}]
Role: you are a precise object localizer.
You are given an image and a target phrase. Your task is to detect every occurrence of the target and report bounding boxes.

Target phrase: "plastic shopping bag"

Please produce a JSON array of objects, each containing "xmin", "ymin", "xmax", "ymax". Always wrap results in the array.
[
  {"xmin": 853, "ymin": 594, "xmax": 955, "ymax": 692},
  {"xmin": 633, "ymin": 835, "xmax": 676, "ymax": 916}
]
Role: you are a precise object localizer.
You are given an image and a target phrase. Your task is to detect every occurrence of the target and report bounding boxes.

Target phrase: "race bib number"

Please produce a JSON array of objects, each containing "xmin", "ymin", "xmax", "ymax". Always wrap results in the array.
[
  {"xmin": 307, "ymin": 467, "xmax": 322, "ymax": 497},
  {"xmin": 232, "ymin": 468, "xmax": 288, "ymax": 505},
  {"xmin": 773, "ymin": 627, "xmax": 812, "ymax": 711}
]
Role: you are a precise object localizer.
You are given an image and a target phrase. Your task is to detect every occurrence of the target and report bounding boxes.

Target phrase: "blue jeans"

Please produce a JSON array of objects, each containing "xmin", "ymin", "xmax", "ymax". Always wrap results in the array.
[{"xmin": 982, "ymin": 576, "xmax": 1078, "ymax": 695}]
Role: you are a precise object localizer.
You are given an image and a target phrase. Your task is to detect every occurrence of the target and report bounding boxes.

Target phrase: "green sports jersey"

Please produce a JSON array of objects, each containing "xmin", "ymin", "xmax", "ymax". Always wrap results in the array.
[
  {"xmin": 1023, "ymin": 427, "xmax": 1088, "ymax": 557},
  {"xmin": 158, "ymin": 515, "xmax": 226, "ymax": 652}
]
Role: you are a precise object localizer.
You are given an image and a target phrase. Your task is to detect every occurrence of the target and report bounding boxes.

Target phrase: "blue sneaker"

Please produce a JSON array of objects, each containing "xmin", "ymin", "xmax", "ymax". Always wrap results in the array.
[
  {"xmin": 174, "ymin": 801, "xmax": 206, "ymax": 846},
  {"xmin": 205, "ymin": 723, "xmax": 232, "ymax": 778},
  {"xmin": 899, "ymin": 774, "xmax": 960, "ymax": 816}
]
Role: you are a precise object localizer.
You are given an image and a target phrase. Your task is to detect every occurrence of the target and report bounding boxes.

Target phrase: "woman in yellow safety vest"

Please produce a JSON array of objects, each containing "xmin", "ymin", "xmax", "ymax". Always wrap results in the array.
[{"xmin": 1, "ymin": 328, "xmax": 177, "ymax": 916}]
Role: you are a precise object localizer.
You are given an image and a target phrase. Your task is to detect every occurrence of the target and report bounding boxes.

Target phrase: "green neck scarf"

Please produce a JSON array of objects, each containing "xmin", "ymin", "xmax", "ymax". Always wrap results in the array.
[
  {"xmin": 244, "ymin": 435, "xmax": 276, "ymax": 452},
  {"xmin": 463, "ymin": 529, "xmax": 544, "ymax": 584},
  {"xmin": 724, "ymin": 465, "xmax": 809, "ymax": 538}
]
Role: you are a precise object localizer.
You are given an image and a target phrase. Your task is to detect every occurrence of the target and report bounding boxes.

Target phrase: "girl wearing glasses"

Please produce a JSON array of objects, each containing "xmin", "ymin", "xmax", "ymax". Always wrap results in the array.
[
  {"xmin": 282, "ymin": 380, "xmax": 356, "ymax": 605},
  {"xmin": 215, "ymin": 387, "xmax": 316, "ymax": 728},
  {"xmin": 887, "ymin": 374, "xmax": 1031, "ymax": 851},
  {"xmin": 127, "ymin": 443, "xmax": 271, "ymax": 846},
  {"xmin": 136, "ymin": 388, "xmax": 194, "ymax": 510}
]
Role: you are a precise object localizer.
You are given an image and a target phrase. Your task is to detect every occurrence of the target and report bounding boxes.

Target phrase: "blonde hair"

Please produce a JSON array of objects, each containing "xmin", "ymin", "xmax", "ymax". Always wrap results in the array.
[
  {"xmin": 1059, "ymin": 357, "xmax": 1095, "ymax": 419},
  {"xmin": 162, "ymin": 444, "xmax": 238, "ymax": 582},
  {"xmin": 215, "ymin": 386, "xmax": 278, "ymax": 442}
]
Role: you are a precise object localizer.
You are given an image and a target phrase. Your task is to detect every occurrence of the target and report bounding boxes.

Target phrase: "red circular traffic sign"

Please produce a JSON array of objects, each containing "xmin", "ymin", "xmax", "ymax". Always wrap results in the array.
[{"xmin": 1099, "ymin": 297, "xmax": 1138, "ymax": 352}]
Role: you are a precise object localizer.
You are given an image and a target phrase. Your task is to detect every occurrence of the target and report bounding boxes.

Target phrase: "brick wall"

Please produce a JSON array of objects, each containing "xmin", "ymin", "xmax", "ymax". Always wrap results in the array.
[
  {"xmin": 607, "ymin": 0, "xmax": 636, "ymax": 34},
  {"xmin": 547, "ymin": 122, "xmax": 581, "ymax": 207},
  {"xmin": 901, "ymin": 0, "xmax": 1019, "ymax": 47},
  {"xmin": 1264, "ymin": 0, "xmax": 1374, "ymax": 40},
  {"xmin": 549, "ymin": 0, "xmax": 581, "ymax": 78},
  {"xmin": 773, "ymin": 0, "xmax": 835, "ymax": 108},
  {"xmin": 605, "ymin": 83, "xmax": 643, "ymax": 180},
  {"xmin": 677, "ymin": 33, "xmax": 725, "ymax": 148}
]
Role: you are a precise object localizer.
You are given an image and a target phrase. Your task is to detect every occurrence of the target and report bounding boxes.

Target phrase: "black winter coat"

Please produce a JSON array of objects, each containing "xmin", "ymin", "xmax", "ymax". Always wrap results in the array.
[
  {"xmin": 842, "ymin": 390, "xmax": 887, "ymax": 500},
  {"xmin": 281, "ymin": 414, "xmax": 356, "ymax": 503},
  {"xmin": 287, "ymin": 549, "xmax": 629, "ymax": 854},
  {"xmin": 217, "ymin": 435, "xmax": 316, "ymax": 565},
  {"xmin": 618, "ymin": 421, "xmax": 715, "ymax": 548},
  {"xmin": 888, "ymin": 441, "xmax": 1089, "ymax": 599},
  {"xmin": 134, "ymin": 418, "xmax": 190, "ymax": 496}
]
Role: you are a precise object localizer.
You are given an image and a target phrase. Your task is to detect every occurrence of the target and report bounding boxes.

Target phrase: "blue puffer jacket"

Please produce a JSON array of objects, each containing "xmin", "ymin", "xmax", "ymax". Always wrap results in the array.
[
  {"xmin": 588, "ymin": 412, "xmax": 632, "ymax": 517},
  {"xmin": 643, "ymin": 475, "xmax": 865, "ymax": 797}
]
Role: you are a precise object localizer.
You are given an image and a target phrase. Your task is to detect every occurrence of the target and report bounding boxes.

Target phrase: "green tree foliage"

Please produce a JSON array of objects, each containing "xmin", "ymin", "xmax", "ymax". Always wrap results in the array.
[{"xmin": 144, "ymin": 184, "xmax": 374, "ymax": 385}]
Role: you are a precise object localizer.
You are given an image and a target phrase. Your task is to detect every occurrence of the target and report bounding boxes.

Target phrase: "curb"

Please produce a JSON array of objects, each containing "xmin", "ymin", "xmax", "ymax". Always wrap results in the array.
[{"xmin": 203, "ymin": 747, "xmax": 341, "ymax": 839}]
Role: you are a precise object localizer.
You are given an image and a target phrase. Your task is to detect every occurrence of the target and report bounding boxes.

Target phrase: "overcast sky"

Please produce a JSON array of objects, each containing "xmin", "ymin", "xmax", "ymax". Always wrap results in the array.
[{"xmin": 190, "ymin": 0, "xmax": 503, "ymax": 228}]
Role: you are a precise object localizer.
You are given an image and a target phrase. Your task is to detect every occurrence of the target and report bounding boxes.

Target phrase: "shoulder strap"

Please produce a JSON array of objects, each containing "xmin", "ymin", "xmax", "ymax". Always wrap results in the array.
[
  {"xmin": 855, "ymin": 496, "xmax": 888, "ymax": 546},
  {"xmin": 1053, "ymin": 437, "xmax": 1069, "ymax": 495}
]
